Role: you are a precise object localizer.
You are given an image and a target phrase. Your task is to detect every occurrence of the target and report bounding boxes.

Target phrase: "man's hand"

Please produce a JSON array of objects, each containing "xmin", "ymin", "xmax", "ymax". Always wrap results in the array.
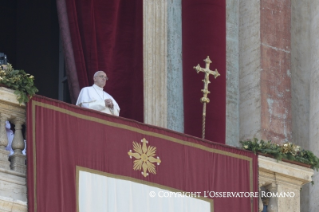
[{"xmin": 105, "ymin": 99, "xmax": 114, "ymax": 108}]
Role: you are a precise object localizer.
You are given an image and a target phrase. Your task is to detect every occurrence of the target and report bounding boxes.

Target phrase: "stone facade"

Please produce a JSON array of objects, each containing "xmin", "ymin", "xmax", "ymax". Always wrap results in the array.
[{"xmin": 2, "ymin": 0, "xmax": 318, "ymax": 211}]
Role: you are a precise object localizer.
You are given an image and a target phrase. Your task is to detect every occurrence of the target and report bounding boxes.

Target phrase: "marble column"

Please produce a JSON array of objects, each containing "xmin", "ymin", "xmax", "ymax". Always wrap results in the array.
[
  {"xmin": 291, "ymin": 0, "xmax": 312, "ymax": 211},
  {"xmin": 259, "ymin": 0, "xmax": 292, "ymax": 144},
  {"xmin": 239, "ymin": 0, "xmax": 262, "ymax": 141},
  {"xmin": 226, "ymin": 0, "xmax": 240, "ymax": 146},
  {"xmin": 239, "ymin": 0, "xmax": 292, "ymax": 144},
  {"xmin": 167, "ymin": 0, "xmax": 183, "ymax": 133},
  {"xmin": 309, "ymin": 0, "xmax": 319, "ymax": 211},
  {"xmin": 143, "ymin": 0, "xmax": 168, "ymax": 128},
  {"xmin": 144, "ymin": 0, "xmax": 184, "ymax": 132}
]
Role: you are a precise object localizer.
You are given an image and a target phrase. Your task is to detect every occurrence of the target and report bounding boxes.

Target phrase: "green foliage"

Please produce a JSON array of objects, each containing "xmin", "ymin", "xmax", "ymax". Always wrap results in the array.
[
  {"xmin": 240, "ymin": 138, "xmax": 319, "ymax": 171},
  {"xmin": 0, "ymin": 63, "xmax": 38, "ymax": 104}
]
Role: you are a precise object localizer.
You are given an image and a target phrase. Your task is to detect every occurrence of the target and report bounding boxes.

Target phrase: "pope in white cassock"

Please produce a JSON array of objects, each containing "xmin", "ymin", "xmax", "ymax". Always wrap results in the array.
[{"xmin": 76, "ymin": 71, "xmax": 120, "ymax": 116}]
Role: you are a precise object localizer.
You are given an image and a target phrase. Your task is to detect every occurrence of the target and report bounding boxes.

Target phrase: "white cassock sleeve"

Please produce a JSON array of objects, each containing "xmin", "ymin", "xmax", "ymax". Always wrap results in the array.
[
  {"xmin": 76, "ymin": 87, "xmax": 105, "ymax": 111},
  {"xmin": 111, "ymin": 99, "xmax": 120, "ymax": 116},
  {"xmin": 76, "ymin": 87, "xmax": 120, "ymax": 116}
]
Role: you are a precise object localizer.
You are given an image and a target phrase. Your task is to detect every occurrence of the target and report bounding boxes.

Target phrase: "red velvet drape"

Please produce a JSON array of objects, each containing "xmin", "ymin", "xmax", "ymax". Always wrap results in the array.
[
  {"xmin": 182, "ymin": 0, "xmax": 226, "ymax": 143},
  {"xmin": 65, "ymin": 0, "xmax": 143, "ymax": 122}
]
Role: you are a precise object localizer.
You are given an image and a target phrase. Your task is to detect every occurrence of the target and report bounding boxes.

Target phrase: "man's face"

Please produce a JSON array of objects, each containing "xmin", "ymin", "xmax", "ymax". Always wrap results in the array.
[{"xmin": 94, "ymin": 72, "xmax": 108, "ymax": 88}]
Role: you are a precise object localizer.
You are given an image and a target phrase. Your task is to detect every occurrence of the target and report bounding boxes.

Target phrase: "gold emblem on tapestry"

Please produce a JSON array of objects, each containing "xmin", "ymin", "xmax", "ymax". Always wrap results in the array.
[{"xmin": 128, "ymin": 138, "xmax": 161, "ymax": 177}]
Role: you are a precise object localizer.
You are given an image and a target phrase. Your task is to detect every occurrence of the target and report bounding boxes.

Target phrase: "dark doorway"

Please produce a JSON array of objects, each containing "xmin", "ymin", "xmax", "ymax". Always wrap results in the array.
[{"xmin": 0, "ymin": 0, "xmax": 67, "ymax": 101}]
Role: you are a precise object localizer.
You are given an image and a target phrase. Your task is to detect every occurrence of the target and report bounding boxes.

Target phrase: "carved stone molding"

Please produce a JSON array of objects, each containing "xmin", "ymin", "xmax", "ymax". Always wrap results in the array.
[
  {"xmin": 258, "ymin": 155, "xmax": 313, "ymax": 212},
  {"xmin": 0, "ymin": 88, "xmax": 26, "ymax": 121},
  {"xmin": 259, "ymin": 155, "xmax": 313, "ymax": 185},
  {"xmin": 0, "ymin": 196, "xmax": 27, "ymax": 212}
]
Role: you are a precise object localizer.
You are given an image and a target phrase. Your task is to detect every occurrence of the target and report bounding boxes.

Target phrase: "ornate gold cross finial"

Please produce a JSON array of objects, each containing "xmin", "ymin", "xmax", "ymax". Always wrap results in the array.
[{"xmin": 193, "ymin": 56, "xmax": 220, "ymax": 139}]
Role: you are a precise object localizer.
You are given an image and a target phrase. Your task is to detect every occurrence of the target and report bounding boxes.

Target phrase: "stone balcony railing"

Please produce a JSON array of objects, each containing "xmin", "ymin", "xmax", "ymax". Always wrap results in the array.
[
  {"xmin": 0, "ymin": 87, "xmax": 315, "ymax": 212},
  {"xmin": 0, "ymin": 87, "xmax": 27, "ymax": 212}
]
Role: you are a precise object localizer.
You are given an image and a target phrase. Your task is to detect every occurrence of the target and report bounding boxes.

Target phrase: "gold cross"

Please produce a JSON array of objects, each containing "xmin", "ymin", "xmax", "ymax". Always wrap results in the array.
[
  {"xmin": 193, "ymin": 56, "xmax": 220, "ymax": 139},
  {"xmin": 193, "ymin": 56, "xmax": 220, "ymax": 103}
]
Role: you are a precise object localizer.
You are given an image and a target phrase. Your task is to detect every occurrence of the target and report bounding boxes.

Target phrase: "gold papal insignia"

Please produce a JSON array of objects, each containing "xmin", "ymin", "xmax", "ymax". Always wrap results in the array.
[{"xmin": 128, "ymin": 138, "xmax": 161, "ymax": 177}]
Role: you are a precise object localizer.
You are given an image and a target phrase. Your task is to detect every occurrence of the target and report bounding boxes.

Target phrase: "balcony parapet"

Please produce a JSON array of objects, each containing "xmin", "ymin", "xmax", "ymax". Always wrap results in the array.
[
  {"xmin": 258, "ymin": 155, "xmax": 314, "ymax": 212},
  {"xmin": 0, "ymin": 87, "xmax": 27, "ymax": 212},
  {"xmin": 0, "ymin": 87, "xmax": 315, "ymax": 212}
]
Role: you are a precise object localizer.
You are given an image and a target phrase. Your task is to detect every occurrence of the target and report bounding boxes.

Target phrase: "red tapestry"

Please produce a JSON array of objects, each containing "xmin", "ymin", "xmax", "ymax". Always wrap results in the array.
[
  {"xmin": 182, "ymin": 0, "xmax": 226, "ymax": 143},
  {"xmin": 27, "ymin": 95, "xmax": 258, "ymax": 212}
]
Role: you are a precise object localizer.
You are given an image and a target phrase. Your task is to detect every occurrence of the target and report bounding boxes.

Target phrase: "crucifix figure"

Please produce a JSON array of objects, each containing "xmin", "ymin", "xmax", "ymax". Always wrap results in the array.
[{"xmin": 193, "ymin": 56, "xmax": 220, "ymax": 139}]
